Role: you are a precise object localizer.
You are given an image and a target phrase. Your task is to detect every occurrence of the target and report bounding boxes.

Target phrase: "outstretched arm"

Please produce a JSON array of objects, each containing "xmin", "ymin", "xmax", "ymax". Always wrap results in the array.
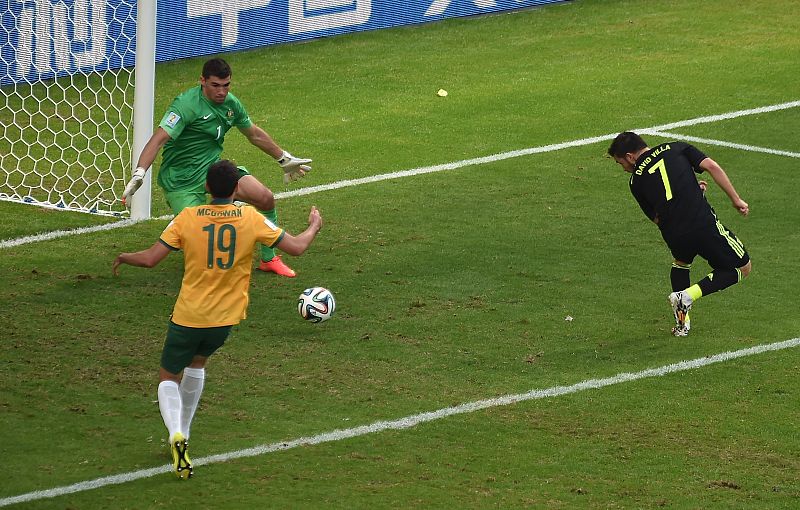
[
  {"xmin": 122, "ymin": 128, "xmax": 172, "ymax": 205},
  {"xmin": 699, "ymin": 158, "xmax": 749, "ymax": 216},
  {"xmin": 275, "ymin": 206, "xmax": 323, "ymax": 256},
  {"xmin": 113, "ymin": 242, "xmax": 172, "ymax": 275},
  {"xmin": 136, "ymin": 128, "xmax": 172, "ymax": 172},
  {"xmin": 239, "ymin": 123, "xmax": 283, "ymax": 159},
  {"xmin": 240, "ymin": 123, "xmax": 311, "ymax": 183}
]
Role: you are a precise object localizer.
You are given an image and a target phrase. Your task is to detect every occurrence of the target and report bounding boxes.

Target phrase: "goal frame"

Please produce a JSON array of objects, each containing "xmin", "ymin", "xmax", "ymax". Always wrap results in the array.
[
  {"xmin": 0, "ymin": 0, "xmax": 155, "ymax": 220},
  {"xmin": 130, "ymin": 0, "xmax": 156, "ymax": 220}
]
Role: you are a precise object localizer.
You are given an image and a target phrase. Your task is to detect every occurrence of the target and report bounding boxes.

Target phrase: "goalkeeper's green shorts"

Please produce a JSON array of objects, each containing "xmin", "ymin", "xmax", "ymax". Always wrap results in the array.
[
  {"xmin": 161, "ymin": 321, "xmax": 232, "ymax": 375},
  {"xmin": 164, "ymin": 191, "xmax": 204, "ymax": 215},
  {"xmin": 163, "ymin": 166, "xmax": 252, "ymax": 215}
]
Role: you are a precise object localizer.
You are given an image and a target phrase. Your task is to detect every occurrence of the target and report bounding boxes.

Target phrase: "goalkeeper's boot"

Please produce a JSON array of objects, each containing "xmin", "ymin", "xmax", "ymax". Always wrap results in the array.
[
  {"xmin": 258, "ymin": 255, "xmax": 296, "ymax": 278},
  {"xmin": 668, "ymin": 291, "xmax": 692, "ymax": 331},
  {"xmin": 170, "ymin": 432, "xmax": 193, "ymax": 480}
]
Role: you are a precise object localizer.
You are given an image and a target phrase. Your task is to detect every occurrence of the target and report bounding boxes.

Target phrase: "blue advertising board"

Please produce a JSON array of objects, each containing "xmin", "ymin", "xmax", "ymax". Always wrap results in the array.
[
  {"xmin": 1, "ymin": 0, "xmax": 567, "ymax": 85},
  {"xmin": 0, "ymin": 0, "xmax": 137, "ymax": 85},
  {"xmin": 157, "ymin": 0, "xmax": 569, "ymax": 61}
]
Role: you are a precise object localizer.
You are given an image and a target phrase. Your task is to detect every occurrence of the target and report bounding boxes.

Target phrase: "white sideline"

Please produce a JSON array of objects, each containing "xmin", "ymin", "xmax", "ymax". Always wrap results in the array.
[
  {"xmin": 1, "ymin": 99, "xmax": 799, "ymax": 250},
  {"xmin": 2, "ymin": 336, "xmax": 799, "ymax": 507},
  {"xmin": 641, "ymin": 130, "xmax": 800, "ymax": 159}
]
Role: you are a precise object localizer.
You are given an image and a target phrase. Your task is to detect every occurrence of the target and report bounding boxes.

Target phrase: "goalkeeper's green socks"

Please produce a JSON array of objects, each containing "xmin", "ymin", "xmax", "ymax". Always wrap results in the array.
[
  {"xmin": 256, "ymin": 208, "xmax": 296, "ymax": 276},
  {"xmin": 260, "ymin": 208, "xmax": 278, "ymax": 262}
]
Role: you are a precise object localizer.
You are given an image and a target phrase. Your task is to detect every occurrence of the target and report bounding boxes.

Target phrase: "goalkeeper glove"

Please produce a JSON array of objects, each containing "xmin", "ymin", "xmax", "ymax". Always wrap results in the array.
[
  {"xmin": 121, "ymin": 167, "xmax": 147, "ymax": 206},
  {"xmin": 277, "ymin": 151, "xmax": 312, "ymax": 184}
]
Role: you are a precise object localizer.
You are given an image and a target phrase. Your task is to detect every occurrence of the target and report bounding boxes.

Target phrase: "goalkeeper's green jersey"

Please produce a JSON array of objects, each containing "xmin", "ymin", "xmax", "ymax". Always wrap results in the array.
[{"xmin": 157, "ymin": 86, "xmax": 252, "ymax": 193}]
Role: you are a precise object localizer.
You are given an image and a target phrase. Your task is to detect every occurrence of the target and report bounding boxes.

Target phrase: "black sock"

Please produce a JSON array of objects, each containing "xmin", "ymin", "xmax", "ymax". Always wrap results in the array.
[
  {"xmin": 670, "ymin": 263, "xmax": 691, "ymax": 292},
  {"xmin": 697, "ymin": 268, "xmax": 741, "ymax": 297}
]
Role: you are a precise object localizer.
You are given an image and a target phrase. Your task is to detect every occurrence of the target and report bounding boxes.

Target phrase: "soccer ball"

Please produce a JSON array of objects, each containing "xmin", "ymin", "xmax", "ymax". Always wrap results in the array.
[{"xmin": 297, "ymin": 287, "xmax": 336, "ymax": 323}]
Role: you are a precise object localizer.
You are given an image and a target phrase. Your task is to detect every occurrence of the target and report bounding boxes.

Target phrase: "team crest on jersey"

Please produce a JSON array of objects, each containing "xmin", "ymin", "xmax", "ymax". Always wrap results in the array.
[
  {"xmin": 227, "ymin": 110, "xmax": 234, "ymax": 118},
  {"xmin": 165, "ymin": 112, "xmax": 181, "ymax": 128}
]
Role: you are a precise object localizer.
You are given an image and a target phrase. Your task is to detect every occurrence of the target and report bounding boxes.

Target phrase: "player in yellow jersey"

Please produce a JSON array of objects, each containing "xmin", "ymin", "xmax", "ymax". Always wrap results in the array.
[
  {"xmin": 113, "ymin": 160, "xmax": 323, "ymax": 479},
  {"xmin": 122, "ymin": 57, "xmax": 311, "ymax": 277}
]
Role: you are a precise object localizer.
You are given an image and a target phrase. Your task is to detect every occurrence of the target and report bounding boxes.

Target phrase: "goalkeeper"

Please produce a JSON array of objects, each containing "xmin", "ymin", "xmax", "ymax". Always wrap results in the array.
[{"xmin": 123, "ymin": 57, "xmax": 310, "ymax": 277}]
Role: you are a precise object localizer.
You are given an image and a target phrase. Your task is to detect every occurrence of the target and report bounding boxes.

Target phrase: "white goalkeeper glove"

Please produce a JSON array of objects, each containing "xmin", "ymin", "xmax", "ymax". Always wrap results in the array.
[
  {"xmin": 121, "ymin": 167, "xmax": 147, "ymax": 207},
  {"xmin": 277, "ymin": 151, "xmax": 312, "ymax": 184}
]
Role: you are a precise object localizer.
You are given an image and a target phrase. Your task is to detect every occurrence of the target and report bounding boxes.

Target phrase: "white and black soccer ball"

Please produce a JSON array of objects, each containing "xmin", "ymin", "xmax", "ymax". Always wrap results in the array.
[{"xmin": 297, "ymin": 287, "xmax": 336, "ymax": 323}]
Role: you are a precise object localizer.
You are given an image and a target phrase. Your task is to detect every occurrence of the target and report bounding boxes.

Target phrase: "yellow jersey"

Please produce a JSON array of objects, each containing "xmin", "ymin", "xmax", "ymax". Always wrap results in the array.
[{"xmin": 159, "ymin": 200, "xmax": 284, "ymax": 327}]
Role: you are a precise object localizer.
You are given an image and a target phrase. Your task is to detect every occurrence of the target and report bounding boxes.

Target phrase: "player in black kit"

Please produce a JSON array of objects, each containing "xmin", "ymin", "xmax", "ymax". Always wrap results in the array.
[{"xmin": 608, "ymin": 132, "xmax": 751, "ymax": 336}]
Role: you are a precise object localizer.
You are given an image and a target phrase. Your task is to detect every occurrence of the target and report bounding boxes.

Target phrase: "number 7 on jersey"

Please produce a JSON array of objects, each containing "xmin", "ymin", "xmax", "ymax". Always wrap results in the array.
[{"xmin": 648, "ymin": 159, "xmax": 673, "ymax": 201}]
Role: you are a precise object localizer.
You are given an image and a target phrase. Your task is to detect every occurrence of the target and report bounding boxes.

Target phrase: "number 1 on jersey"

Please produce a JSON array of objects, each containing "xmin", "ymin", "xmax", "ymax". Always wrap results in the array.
[{"xmin": 648, "ymin": 159, "xmax": 673, "ymax": 201}]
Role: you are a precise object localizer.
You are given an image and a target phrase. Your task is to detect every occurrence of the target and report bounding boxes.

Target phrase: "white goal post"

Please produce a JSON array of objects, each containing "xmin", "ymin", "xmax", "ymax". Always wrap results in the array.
[{"xmin": 0, "ymin": 0, "xmax": 155, "ymax": 219}]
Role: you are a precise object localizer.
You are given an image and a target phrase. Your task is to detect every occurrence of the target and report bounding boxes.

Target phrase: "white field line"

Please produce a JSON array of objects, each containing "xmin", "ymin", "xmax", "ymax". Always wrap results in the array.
[
  {"xmin": 2, "ymin": 336, "xmax": 799, "ymax": 507},
  {"xmin": 645, "ymin": 100, "xmax": 800, "ymax": 131},
  {"xmin": 0, "ymin": 219, "xmax": 144, "ymax": 249},
  {"xmin": 2, "ymin": 99, "xmax": 798, "ymax": 250},
  {"xmin": 641, "ymin": 130, "xmax": 800, "ymax": 158}
]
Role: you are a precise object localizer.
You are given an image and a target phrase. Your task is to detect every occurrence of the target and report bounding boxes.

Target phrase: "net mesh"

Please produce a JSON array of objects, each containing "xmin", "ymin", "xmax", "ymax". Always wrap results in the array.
[{"xmin": 0, "ymin": 0, "xmax": 137, "ymax": 216}]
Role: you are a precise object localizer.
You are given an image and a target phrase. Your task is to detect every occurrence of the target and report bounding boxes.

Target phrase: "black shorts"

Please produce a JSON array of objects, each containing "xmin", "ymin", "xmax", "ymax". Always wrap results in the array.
[{"xmin": 665, "ymin": 217, "xmax": 749, "ymax": 270}]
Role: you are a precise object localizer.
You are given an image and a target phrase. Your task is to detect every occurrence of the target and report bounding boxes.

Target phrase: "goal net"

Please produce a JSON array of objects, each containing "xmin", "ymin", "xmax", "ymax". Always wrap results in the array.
[{"xmin": 0, "ymin": 0, "xmax": 151, "ymax": 218}]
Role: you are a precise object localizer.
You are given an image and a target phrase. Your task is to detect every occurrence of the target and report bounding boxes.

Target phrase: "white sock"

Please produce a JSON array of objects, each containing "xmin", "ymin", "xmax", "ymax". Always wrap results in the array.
[
  {"xmin": 157, "ymin": 380, "xmax": 182, "ymax": 441},
  {"xmin": 180, "ymin": 367, "xmax": 205, "ymax": 440}
]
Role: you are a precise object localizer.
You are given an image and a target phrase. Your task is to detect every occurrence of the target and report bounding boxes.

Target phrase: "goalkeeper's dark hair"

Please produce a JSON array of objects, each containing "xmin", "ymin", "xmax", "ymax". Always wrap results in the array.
[
  {"xmin": 607, "ymin": 131, "xmax": 648, "ymax": 158},
  {"xmin": 202, "ymin": 58, "xmax": 231, "ymax": 79},
  {"xmin": 206, "ymin": 160, "xmax": 240, "ymax": 198}
]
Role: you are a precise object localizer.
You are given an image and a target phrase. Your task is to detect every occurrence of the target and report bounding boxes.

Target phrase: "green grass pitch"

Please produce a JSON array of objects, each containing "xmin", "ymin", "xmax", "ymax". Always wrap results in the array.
[{"xmin": 1, "ymin": 0, "xmax": 800, "ymax": 508}]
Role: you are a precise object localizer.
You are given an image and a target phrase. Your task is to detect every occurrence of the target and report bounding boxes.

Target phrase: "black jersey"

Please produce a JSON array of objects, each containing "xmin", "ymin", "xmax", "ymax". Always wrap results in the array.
[{"xmin": 629, "ymin": 142, "xmax": 715, "ymax": 240}]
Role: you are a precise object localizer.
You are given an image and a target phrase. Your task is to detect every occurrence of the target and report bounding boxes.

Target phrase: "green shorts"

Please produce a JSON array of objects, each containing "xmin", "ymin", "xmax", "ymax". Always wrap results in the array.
[
  {"xmin": 161, "ymin": 321, "xmax": 233, "ymax": 375},
  {"xmin": 164, "ymin": 191, "xmax": 205, "ymax": 215},
  {"xmin": 163, "ymin": 166, "xmax": 251, "ymax": 215}
]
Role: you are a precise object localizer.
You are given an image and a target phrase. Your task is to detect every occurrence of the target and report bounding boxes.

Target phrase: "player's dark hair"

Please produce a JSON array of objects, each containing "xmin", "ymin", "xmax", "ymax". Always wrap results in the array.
[
  {"xmin": 206, "ymin": 160, "xmax": 240, "ymax": 198},
  {"xmin": 607, "ymin": 132, "xmax": 648, "ymax": 157},
  {"xmin": 202, "ymin": 58, "xmax": 232, "ymax": 79}
]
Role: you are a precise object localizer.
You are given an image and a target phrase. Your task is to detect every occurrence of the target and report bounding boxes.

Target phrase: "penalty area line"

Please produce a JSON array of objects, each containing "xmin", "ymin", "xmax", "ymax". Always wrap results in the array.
[
  {"xmin": 2, "ymin": 336, "xmax": 799, "ymax": 507},
  {"xmin": 1, "ymin": 100, "xmax": 798, "ymax": 249}
]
